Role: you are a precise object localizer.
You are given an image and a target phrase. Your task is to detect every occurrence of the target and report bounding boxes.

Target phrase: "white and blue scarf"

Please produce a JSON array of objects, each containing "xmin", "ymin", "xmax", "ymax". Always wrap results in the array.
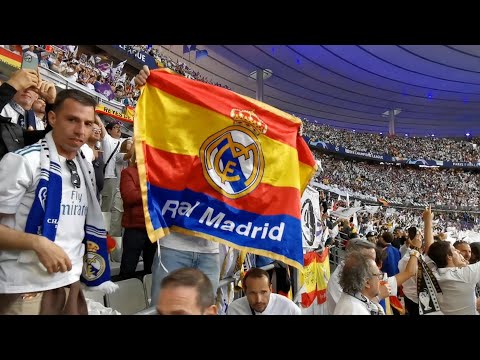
[{"xmin": 24, "ymin": 132, "xmax": 111, "ymax": 287}]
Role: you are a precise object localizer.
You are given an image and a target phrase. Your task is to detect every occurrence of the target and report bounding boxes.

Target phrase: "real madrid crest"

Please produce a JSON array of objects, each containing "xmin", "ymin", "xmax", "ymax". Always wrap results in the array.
[
  {"xmin": 200, "ymin": 109, "xmax": 268, "ymax": 199},
  {"xmin": 82, "ymin": 240, "xmax": 106, "ymax": 281}
]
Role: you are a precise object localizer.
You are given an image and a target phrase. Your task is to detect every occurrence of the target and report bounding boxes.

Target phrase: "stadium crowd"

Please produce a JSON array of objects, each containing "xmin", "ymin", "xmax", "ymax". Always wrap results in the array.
[
  {"xmin": 303, "ymin": 121, "xmax": 479, "ymax": 163},
  {"xmin": 314, "ymin": 151, "xmax": 479, "ymax": 209}
]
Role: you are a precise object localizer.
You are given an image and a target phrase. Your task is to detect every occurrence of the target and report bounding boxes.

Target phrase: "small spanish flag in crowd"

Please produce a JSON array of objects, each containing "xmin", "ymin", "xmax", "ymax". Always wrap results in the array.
[
  {"xmin": 378, "ymin": 197, "xmax": 389, "ymax": 206},
  {"xmin": 135, "ymin": 68, "xmax": 317, "ymax": 269},
  {"xmin": 299, "ymin": 248, "xmax": 330, "ymax": 307}
]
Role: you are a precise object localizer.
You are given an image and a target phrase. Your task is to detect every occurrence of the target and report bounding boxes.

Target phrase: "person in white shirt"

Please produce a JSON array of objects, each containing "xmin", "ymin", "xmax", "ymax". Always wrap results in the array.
[
  {"xmin": 427, "ymin": 240, "xmax": 480, "ymax": 315},
  {"xmin": 0, "ymin": 89, "xmax": 117, "ymax": 314},
  {"xmin": 326, "ymin": 238, "xmax": 376, "ymax": 314},
  {"xmin": 334, "ymin": 251, "xmax": 385, "ymax": 315},
  {"xmin": 226, "ymin": 267, "xmax": 301, "ymax": 315},
  {"xmin": 100, "ymin": 121, "xmax": 123, "ymax": 214}
]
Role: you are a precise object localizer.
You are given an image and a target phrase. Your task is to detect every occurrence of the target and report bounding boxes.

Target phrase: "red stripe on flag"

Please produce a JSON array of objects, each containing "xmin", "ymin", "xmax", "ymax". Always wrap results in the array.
[
  {"xmin": 147, "ymin": 70, "xmax": 301, "ymax": 150},
  {"xmin": 144, "ymin": 145, "xmax": 301, "ymax": 218},
  {"xmin": 297, "ymin": 136, "xmax": 317, "ymax": 168}
]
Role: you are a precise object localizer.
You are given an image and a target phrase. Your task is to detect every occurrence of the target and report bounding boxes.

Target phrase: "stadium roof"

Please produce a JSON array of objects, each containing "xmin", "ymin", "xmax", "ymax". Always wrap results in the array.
[{"xmin": 163, "ymin": 45, "xmax": 480, "ymax": 138}]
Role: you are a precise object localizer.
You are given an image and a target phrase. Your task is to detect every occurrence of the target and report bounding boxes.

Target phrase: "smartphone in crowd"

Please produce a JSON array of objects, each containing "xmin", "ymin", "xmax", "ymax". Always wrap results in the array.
[{"xmin": 21, "ymin": 53, "xmax": 39, "ymax": 70}]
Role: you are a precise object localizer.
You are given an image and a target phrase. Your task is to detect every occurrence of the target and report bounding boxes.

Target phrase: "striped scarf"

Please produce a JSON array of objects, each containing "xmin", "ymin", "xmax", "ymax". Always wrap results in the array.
[
  {"xmin": 417, "ymin": 255, "xmax": 443, "ymax": 315},
  {"xmin": 24, "ymin": 132, "xmax": 112, "ymax": 287}
]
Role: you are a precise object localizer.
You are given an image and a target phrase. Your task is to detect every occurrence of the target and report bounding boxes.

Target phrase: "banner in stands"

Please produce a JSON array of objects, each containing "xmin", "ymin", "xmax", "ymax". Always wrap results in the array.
[
  {"xmin": 301, "ymin": 186, "xmax": 323, "ymax": 249},
  {"xmin": 0, "ymin": 47, "xmax": 21, "ymax": 70},
  {"xmin": 135, "ymin": 68, "xmax": 318, "ymax": 270},
  {"xmin": 124, "ymin": 106, "xmax": 135, "ymax": 121},
  {"xmin": 95, "ymin": 104, "xmax": 133, "ymax": 123},
  {"xmin": 311, "ymin": 181, "xmax": 377, "ymax": 202},
  {"xmin": 115, "ymin": 45, "xmax": 158, "ymax": 70},
  {"xmin": 308, "ymin": 138, "xmax": 480, "ymax": 170},
  {"xmin": 308, "ymin": 139, "xmax": 395, "ymax": 162},
  {"xmin": 406, "ymin": 158, "xmax": 480, "ymax": 169}
]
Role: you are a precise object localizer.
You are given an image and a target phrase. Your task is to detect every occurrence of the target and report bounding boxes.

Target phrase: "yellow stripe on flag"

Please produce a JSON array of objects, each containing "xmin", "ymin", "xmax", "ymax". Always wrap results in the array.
[{"xmin": 138, "ymin": 84, "xmax": 304, "ymax": 190}]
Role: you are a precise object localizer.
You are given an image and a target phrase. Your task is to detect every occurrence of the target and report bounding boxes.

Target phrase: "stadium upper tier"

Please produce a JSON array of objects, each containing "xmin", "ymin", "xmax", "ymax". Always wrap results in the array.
[
  {"xmin": 303, "ymin": 121, "xmax": 478, "ymax": 163},
  {"xmin": 181, "ymin": 45, "xmax": 480, "ymax": 138}
]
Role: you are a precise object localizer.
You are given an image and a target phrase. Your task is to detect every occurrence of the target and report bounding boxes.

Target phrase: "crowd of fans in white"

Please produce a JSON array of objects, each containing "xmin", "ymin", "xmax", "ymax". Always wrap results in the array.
[
  {"xmin": 330, "ymin": 198, "xmax": 479, "ymax": 238},
  {"xmin": 303, "ymin": 121, "xmax": 479, "ymax": 163},
  {"xmin": 315, "ymin": 151, "xmax": 480, "ymax": 209},
  {"xmin": 1, "ymin": 45, "xmax": 230, "ymax": 109}
]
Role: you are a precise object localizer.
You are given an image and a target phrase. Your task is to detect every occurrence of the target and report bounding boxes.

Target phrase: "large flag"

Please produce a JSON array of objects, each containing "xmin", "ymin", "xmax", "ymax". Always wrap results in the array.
[{"xmin": 135, "ymin": 68, "xmax": 317, "ymax": 269}]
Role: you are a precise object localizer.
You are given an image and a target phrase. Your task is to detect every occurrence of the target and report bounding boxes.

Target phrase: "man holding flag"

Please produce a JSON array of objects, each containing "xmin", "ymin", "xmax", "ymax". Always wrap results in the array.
[{"xmin": 134, "ymin": 64, "xmax": 317, "ymax": 305}]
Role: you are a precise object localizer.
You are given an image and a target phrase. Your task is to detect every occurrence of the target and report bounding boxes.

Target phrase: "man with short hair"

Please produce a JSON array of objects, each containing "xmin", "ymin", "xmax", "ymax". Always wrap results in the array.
[
  {"xmin": 453, "ymin": 240, "xmax": 471, "ymax": 265},
  {"xmin": 156, "ymin": 267, "xmax": 217, "ymax": 315},
  {"xmin": 0, "ymin": 89, "xmax": 117, "ymax": 315},
  {"xmin": 226, "ymin": 267, "xmax": 301, "ymax": 315}
]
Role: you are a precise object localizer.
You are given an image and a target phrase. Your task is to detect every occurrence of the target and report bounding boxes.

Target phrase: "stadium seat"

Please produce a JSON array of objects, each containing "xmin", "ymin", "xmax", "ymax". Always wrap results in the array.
[
  {"xmin": 105, "ymin": 278, "xmax": 147, "ymax": 315},
  {"xmin": 101, "ymin": 212, "xmax": 111, "ymax": 232},
  {"xmin": 109, "ymin": 261, "xmax": 121, "ymax": 276},
  {"xmin": 83, "ymin": 289, "xmax": 106, "ymax": 306}
]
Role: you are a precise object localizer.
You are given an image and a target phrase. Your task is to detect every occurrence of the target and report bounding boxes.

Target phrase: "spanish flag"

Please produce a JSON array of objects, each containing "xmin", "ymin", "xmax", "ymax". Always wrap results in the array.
[
  {"xmin": 298, "ymin": 248, "xmax": 330, "ymax": 307},
  {"xmin": 0, "ymin": 47, "xmax": 21, "ymax": 69},
  {"xmin": 135, "ymin": 68, "xmax": 317, "ymax": 269}
]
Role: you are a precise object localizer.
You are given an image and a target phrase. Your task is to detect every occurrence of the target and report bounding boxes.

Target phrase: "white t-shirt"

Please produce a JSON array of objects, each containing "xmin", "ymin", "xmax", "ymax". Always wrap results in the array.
[
  {"xmin": 101, "ymin": 133, "xmax": 122, "ymax": 179},
  {"xmin": 433, "ymin": 262, "xmax": 480, "ymax": 315},
  {"xmin": 160, "ymin": 231, "xmax": 219, "ymax": 254},
  {"xmin": 226, "ymin": 293, "xmax": 301, "ymax": 315},
  {"xmin": 334, "ymin": 293, "xmax": 372, "ymax": 315},
  {"xmin": 0, "ymin": 145, "xmax": 88, "ymax": 293},
  {"xmin": 35, "ymin": 115, "xmax": 45, "ymax": 130},
  {"xmin": 326, "ymin": 261, "xmax": 398, "ymax": 315}
]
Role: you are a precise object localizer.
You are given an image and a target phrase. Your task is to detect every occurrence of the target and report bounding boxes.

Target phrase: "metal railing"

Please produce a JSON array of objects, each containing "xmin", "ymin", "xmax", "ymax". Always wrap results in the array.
[{"xmin": 38, "ymin": 66, "xmax": 126, "ymax": 114}]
